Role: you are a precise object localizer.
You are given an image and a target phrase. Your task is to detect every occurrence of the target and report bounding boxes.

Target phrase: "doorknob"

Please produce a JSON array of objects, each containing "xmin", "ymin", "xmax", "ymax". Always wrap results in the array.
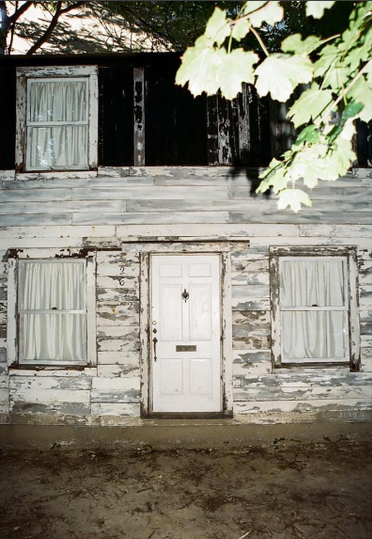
[
  {"xmin": 152, "ymin": 337, "xmax": 158, "ymax": 362},
  {"xmin": 181, "ymin": 289, "xmax": 189, "ymax": 303}
]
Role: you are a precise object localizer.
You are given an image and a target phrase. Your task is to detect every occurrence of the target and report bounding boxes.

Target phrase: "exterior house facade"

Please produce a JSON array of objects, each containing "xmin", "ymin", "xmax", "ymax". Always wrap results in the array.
[{"xmin": 0, "ymin": 54, "xmax": 371, "ymax": 427}]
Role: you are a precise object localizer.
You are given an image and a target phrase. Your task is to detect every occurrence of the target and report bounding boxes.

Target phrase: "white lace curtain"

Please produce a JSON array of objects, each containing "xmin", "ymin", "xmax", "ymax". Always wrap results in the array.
[
  {"xmin": 27, "ymin": 80, "xmax": 88, "ymax": 170},
  {"xmin": 19, "ymin": 261, "xmax": 86, "ymax": 362},
  {"xmin": 280, "ymin": 259, "xmax": 347, "ymax": 360}
]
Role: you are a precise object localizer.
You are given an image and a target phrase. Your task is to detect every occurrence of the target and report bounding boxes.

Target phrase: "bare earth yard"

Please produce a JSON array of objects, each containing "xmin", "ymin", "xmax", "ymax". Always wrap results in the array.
[{"xmin": 1, "ymin": 436, "xmax": 371, "ymax": 539}]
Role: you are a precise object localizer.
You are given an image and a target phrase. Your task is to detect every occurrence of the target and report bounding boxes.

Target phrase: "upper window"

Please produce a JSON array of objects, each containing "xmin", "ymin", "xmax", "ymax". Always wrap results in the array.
[
  {"xmin": 16, "ymin": 66, "xmax": 98, "ymax": 172},
  {"xmin": 7, "ymin": 251, "xmax": 96, "ymax": 367},
  {"xmin": 270, "ymin": 247, "xmax": 360, "ymax": 370}
]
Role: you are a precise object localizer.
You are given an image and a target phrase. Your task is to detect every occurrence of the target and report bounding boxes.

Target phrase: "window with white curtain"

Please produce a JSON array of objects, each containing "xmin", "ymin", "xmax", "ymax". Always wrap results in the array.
[
  {"xmin": 16, "ymin": 66, "xmax": 98, "ymax": 172},
  {"xmin": 270, "ymin": 247, "xmax": 360, "ymax": 370},
  {"xmin": 7, "ymin": 252, "xmax": 96, "ymax": 367},
  {"xmin": 19, "ymin": 260, "xmax": 86, "ymax": 363}
]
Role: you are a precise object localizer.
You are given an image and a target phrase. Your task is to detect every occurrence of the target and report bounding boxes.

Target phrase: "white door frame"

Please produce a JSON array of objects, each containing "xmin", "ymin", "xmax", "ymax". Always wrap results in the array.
[{"xmin": 136, "ymin": 242, "xmax": 233, "ymax": 418}]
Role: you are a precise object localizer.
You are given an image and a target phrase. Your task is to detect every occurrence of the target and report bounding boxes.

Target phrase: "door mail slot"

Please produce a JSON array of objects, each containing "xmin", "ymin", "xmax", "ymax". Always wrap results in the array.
[{"xmin": 176, "ymin": 345, "xmax": 197, "ymax": 352}]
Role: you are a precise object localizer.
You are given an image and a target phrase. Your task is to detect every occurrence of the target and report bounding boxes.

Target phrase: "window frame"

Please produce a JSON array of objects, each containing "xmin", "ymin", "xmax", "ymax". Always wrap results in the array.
[
  {"xmin": 270, "ymin": 246, "xmax": 360, "ymax": 371},
  {"xmin": 7, "ymin": 249, "xmax": 96, "ymax": 368},
  {"xmin": 16, "ymin": 66, "xmax": 98, "ymax": 173}
]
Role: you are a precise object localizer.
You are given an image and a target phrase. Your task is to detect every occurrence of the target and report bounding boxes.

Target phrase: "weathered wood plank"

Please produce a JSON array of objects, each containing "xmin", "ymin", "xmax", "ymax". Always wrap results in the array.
[
  {"xmin": 232, "ymin": 297, "xmax": 270, "ymax": 311},
  {"xmin": 91, "ymin": 377, "xmax": 140, "ymax": 403},
  {"xmin": 9, "ymin": 401, "xmax": 91, "ymax": 419},
  {"xmin": 233, "ymin": 399, "xmax": 372, "ymax": 415},
  {"xmin": 300, "ymin": 224, "xmax": 372, "ymax": 238},
  {"xmin": 97, "ymin": 302, "xmax": 140, "ymax": 326},
  {"xmin": 97, "ymin": 287, "xmax": 139, "ymax": 304},
  {"xmin": 229, "ymin": 210, "xmax": 372, "ymax": 225},
  {"xmin": 0, "ymin": 225, "xmax": 116, "ymax": 238},
  {"xmin": 232, "ymin": 285, "xmax": 270, "ymax": 299},
  {"xmin": 2, "ymin": 185, "xmax": 230, "ymax": 201},
  {"xmin": 0, "ymin": 200, "xmax": 128, "ymax": 214},
  {"xmin": 133, "ymin": 67, "xmax": 145, "ymax": 167},
  {"xmin": 9, "ymin": 376, "xmax": 92, "ymax": 391},
  {"xmin": 91, "ymin": 402, "xmax": 140, "ymax": 419},
  {"xmin": 116, "ymin": 223, "xmax": 301, "ymax": 237},
  {"xmin": 232, "ymin": 310, "xmax": 270, "ymax": 332},
  {"xmin": 10, "ymin": 388, "xmax": 90, "ymax": 404},
  {"xmin": 232, "ymin": 333, "xmax": 271, "ymax": 351},
  {"xmin": 231, "ymin": 271, "xmax": 269, "ymax": 286},
  {"xmin": 97, "ymin": 351, "xmax": 140, "ymax": 365},
  {"xmin": 96, "ymin": 275, "xmax": 139, "ymax": 289},
  {"xmin": 74, "ymin": 212, "xmax": 230, "ymax": 226},
  {"xmin": 126, "ymin": 199, "xmax": 278, "ymax": 212},
  {"xmin": 233, "ymin": 384, "xmax": 372, "ymax": 402},
  {"xmin": 97, "ymin": 365, "xmax": 140, "ymax": 378},
  {"xmin": 0, "ymin": 214, "xmax": 73, "ymax": 226}
]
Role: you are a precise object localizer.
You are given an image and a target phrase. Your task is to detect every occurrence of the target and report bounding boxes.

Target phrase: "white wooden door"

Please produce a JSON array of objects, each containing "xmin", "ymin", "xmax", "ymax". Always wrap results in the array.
[{"xmin": 151, "ymin": 254, "xmax": 221, "ymax": 413}]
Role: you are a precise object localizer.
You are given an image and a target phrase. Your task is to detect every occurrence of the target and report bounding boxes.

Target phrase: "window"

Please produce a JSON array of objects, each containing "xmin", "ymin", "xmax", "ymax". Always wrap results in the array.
[
  {"xmin": 270, "ymin": 247, "xmax": 360, "ymax": 370},
  {"xmin": 7, "ymin": 252, "xmax": 96, "ymax": 366},
  {"xmin": 16, "ymin": 66, "xmax": 98, "ymax": 172}
]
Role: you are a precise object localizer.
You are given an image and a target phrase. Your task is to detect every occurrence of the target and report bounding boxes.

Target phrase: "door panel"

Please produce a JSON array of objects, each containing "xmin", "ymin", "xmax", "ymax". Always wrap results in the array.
[
  {"xmin": 151, "ymin": 254, "xmax": 221, "ymax": 413},
  {"xmin": 160, "ymin": 284, "xmax": 182, "ymax": 341},
  {"xmin": 189, "ymin": 284, "xmax": 212, "ymax": 341}
]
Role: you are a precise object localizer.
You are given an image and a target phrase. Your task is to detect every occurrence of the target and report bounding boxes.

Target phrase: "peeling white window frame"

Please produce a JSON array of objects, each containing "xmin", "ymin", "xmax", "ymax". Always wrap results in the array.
[
  {"xmin": 7, "ymin": 249, "xmax": 97, "ymax": 367},
  {"xmin": 270, "ymin": 246, "xmax": 360, "ymax": 371},
  {"xmin": 16, "ymin": 66, "xmax": 98, "ymax": 173}
]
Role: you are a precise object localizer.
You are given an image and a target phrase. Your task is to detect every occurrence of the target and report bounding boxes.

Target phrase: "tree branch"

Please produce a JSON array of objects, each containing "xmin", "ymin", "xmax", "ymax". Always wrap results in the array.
[
  {"xmin": 60, "ymin": 1, "xmax": 85, "ymax": 15},
  {"xmin": 26, "ymin": 0, "xmax": 62, "ymax": 55},
  {"xmin": 7, "ymin": 0, "xmax": 33, "ymax": 23}
]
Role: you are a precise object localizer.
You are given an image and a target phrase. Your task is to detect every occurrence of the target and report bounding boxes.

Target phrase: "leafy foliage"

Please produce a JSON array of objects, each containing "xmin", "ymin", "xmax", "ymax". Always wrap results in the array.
[{"xmin": 176, "ymin": 1, "xmax": 372, "ymax": 211}]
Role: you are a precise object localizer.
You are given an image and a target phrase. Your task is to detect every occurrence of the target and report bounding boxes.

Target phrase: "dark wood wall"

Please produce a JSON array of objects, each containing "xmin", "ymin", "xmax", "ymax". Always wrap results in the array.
[{"xmin": 1, "ymin": 53, "xmax": 370, "ymax": 170}]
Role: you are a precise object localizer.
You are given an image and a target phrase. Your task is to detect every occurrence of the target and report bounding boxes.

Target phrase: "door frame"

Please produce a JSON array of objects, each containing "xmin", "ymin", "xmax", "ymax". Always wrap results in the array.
[{"xmin": 136, "ymin": 241, "xmax": 233, "ymax": 418}]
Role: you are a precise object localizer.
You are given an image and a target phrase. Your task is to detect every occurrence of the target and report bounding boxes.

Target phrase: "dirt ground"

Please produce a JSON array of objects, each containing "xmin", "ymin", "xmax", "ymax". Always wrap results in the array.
[{"xmin": 1, "ymin": 435, "xmax": 371, "ymax": 539}]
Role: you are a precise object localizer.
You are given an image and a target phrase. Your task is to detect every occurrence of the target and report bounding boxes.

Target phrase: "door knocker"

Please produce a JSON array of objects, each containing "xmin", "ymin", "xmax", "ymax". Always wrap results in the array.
[{"xmin": 181, "ymin": 289, "xmax": 190, "ymax": 303}]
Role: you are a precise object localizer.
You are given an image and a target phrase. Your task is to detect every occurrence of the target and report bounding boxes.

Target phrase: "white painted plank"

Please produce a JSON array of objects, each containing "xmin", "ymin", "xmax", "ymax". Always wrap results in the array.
[
  {"xmin": 10, "ymin": 388, "xmax": 90, "ymax": 404},
  {"xmin": 74, "ymin": 212, "xmax": 230, "ymax": 225},
  {"xmin": 97, "ymin": 365, "xmax": 140, "ymax": 378},
  {"xmin": 116, "ymin": 223, "xmax": 301, "ymax": 237},
  {"xmin": 97, "ymin": 351, "xmax": 140, "ymax": 365},
  {"xmin": 91, "ymin": 402, "xmax": 140, "ymax": 418},
  {"xmin": 0, "ymin": 225, "xmax": 116, "ymax": 238}
]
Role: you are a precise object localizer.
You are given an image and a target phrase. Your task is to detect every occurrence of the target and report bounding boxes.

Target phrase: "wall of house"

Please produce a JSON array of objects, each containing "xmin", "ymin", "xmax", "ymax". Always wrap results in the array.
[{"xmin": 0, "ymin": 166, "xmax": 371, "ymax": 425}]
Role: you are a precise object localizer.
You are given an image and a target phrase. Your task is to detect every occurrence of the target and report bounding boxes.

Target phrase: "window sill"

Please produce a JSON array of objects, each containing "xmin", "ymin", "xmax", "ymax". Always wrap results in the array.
[{"xmin": 8, "ymin": 364, "xmax": 97, "ymax": 375}]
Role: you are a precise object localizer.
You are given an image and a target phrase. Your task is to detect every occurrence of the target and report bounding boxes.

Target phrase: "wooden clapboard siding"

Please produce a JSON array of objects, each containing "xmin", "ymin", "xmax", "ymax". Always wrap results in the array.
[
  {"xmin": 1, "ymin": 169, "xmax": 371, "ymax": 227},
  {"xmin": 0, "ymin": 166, "xmax": 371, "ymax": 425}
]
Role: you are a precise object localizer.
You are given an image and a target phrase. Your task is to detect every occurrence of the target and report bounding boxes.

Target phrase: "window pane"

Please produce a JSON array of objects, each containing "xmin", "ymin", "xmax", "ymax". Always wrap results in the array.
[
  {"xmin": 21, "ymin": 313, "xmax": 86, "ymax": 361},
  {"xmin": 29, "ymin": 80, "xmax": 87, "ymax": 122},
  {"xmin": 282, "ymin": 311, "xmax": 346, "ymax": 359},
  {"xmin": 280, "ymin": 259, "xmax": 345, "ymax": 308},
  {"xmin": 19, "ymin": 261, "xmax": 85, "ymax": 311},
  {"xmin": 27, "ymin": 126, "xmax": 87, "ymax": 169}
]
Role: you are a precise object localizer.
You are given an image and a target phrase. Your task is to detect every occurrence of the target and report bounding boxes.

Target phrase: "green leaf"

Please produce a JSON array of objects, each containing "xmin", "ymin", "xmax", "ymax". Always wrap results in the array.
[
  {"xmin": 257, "ymin": 159, "xmax": 289, "ymax": 194},
  {"xmin": 205, "ymin": 7, "xmax": 230, "ymax": 46},
  {"xmin": 290, "ymin": 144, "xmax": 329, "ymax": 188},
  {"xmin": 306, "ymin": 1, "xmax": 335, "ymax": 19},
  {"xmin": 348, "ymin": 76, "xmax": 372, "ymax": 123},
  {"xmin": 176, "ymin": 40, "xmax": 224, "ymax": 96},
  {"xmin": 231, "ymin": 18, "xmax": 250, "ymax": 41},
  {"xmin": 243, "ymin": 1, "xmax": 267, "ymax": 16},
  {"xmin": 296, "ymin": 125, "xmax": 321, "ymax": 145},
  {"xmin": 248, "ymin": 1, "xmax": 284, "ymax": 28},
  {"xmin": 314, "ymin": 44, "xmax": 339, "ymax": 79},
  {"xmin": 328, "ymin": 101, "xmax": 364, "ymax": 143},
  {"xmin": 288, "ymin": 86, "xmax": 333, "ymax": 128},
  {"xmin": 217, "ymin": 49, "xmax": 259, "ymax": 100},
  {"xmin": 322, "ymin": 65, "xmax": 348, "ymax": 91},
  {"xmin": 282, "ymin": 34, "xmax": 321, "ymax": 55},
  {"xmin": 278, "ymin": 189, "xmax": 312, "ymax": 213},
  {"xmin": 255, "ymin": 54, "xmax": 313, "ymax": 102}
]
